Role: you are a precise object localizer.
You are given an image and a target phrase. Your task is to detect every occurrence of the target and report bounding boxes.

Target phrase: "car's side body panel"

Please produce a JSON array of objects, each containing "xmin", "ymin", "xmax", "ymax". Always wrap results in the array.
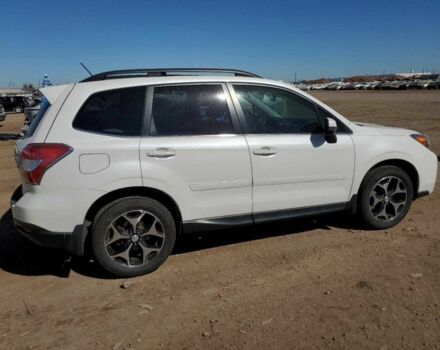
[
  {"xmin": 139, "ymin": 83, "xmax": 252, "ymax": 221},
  {"xmin": 140, "ymin": 134, "xmax": 253, "ymax": 221},
  {"xmin": 350, "ymin": 134, "xmax": 437, "ymax": 197},
  {"xmin": 242, "ymin": 133, "xmax": 355, "ymax": 213},
  {"xmin": 20, "ymin": 84, "xmax": 144, "ymax": 232},
  {"xmin": 225, "ymin": 82, "xmax": 356, "ymax": 213}
]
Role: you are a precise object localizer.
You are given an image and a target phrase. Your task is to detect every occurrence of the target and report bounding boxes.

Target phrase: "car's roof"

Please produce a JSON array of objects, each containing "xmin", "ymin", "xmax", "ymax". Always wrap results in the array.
[
  {"xmin": 76, "ymin": 75, "xmax": 298, "ymax": 93},
  {"xmin": 40, "ymin": 75, "xmax": 301, "ymax": 107},
  {"xmin": 40, "ymin": 75, "xmax": 356, "ymax": 128}
]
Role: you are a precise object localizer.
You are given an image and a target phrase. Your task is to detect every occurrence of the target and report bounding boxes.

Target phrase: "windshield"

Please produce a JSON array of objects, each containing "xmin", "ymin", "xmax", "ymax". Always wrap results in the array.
[{"xmin": 24, "ymin": 99, "xmax": 50, "ymax": 138}]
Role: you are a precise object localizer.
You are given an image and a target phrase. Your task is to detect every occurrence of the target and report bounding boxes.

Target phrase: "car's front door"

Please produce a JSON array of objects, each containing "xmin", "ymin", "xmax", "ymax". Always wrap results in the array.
[
  {"xmin": 139, "ymin": 83, "xmax": 253, "ymax": 225},
  {"xmin": 228, "ymin": 83, "xmax": 355, "ymax": 221}
]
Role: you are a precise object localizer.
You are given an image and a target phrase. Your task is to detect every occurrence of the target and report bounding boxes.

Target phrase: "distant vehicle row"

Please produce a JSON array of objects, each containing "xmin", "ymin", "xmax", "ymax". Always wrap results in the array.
[
  {"xmin": 0, "ymin": 96, "xmax": 28, "ymax": 113},
  {"xmin": 297, "ymin": 79, "xmax": 440, "ymax": 91},
  {"xmin": 0, "ymin": 95, "xmax": 41, "ymax": 114}
]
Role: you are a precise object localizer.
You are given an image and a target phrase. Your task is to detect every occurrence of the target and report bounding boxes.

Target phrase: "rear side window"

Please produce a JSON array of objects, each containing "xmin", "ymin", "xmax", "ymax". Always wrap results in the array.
[
  {"xmin": 73, "ymin": 86, "xmax": 146, "ymax": 136},
  {"xmin": 150, "ymin": 84, "xmax": 234, "ymax": 136},
  {"xmin": 24, "ymin": 99, "xmax": 51, "ymax": 138}
]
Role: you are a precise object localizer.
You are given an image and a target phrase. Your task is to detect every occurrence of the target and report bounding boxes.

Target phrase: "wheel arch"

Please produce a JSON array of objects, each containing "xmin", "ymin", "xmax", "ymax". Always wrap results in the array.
[
  {"xmin": 361, "ymin": 159, "xmax": 419, "ymax": 199},
  {"xmin": 84, "ymin": 186, "xmax": 183, "ymax": 233}
]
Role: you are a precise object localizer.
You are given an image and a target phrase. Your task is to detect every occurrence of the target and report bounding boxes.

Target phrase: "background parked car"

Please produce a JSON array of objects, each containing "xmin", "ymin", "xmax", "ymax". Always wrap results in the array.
[
  {"xmin": 24, "ymin": 98, "xmax": 40, "ymax": 126},
  {"xmin": 0, "ymin": 96, "xmax": 28, "ymax": 113},
  {"xmin": 296, "ymin": 75, "xmax": 440, "ymax": 91},
  {"xmin": 0, "ymin": 104, "xmax": 5, "ymax": 122}
]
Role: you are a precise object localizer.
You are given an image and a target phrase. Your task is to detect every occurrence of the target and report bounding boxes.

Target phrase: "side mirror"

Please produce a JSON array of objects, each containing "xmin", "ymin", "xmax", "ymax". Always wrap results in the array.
[{"xmin": 325, "ymin": 117, "xmax": 337, "ymax": 143}]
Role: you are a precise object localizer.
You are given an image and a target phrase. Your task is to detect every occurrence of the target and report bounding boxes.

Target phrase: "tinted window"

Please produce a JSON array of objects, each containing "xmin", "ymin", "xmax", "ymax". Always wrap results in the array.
[
  {"xmin": 73, "ymin": 87, "xmax": 145, "ymax": 136},
  {"xmin": 24, "ymin": 99, "xmax": 50, "ymax": 138},
  {"xmin": 233, "ymin": 85, "xmax": 323, "ymax": 134},
  {"xmin": 151, "ymin": 85, "xmax": 234, "ymax": 136}
]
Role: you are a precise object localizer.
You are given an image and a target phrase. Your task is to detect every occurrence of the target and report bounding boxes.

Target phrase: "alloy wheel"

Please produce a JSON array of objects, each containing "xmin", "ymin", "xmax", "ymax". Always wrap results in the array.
[
  {"xmin": 369, "ymin": 176, "xmax": 408, "ymax": 222},
  {"xmin": 104, "ymin": 210, "xmax": 165, "ymax": 268}
]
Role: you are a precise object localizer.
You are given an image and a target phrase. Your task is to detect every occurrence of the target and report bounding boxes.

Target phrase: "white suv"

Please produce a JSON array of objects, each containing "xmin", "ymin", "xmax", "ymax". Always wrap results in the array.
[{"xmin": 10, "ymin": 68, "xmax": 438, "ymax": 277}]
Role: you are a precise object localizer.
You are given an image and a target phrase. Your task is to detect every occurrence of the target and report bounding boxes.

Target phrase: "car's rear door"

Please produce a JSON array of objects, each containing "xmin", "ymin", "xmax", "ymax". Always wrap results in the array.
[
  {"xmin": 139, "ymin": 83, "xmax": 253, "ymax": 225},
  {"xmin": 228, "ymin": 83, "xmax": 355, "ymax": 221}
]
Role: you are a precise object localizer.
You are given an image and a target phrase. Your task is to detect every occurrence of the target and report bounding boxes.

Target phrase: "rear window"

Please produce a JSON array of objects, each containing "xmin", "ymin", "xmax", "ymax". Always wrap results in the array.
[
  {"xmin": 73, "ymin": 87, "xmax": 146, "ymax": 136},
  {"xmin": 24, "ymin": 99, "xmax": 51, "ymax": 138}
]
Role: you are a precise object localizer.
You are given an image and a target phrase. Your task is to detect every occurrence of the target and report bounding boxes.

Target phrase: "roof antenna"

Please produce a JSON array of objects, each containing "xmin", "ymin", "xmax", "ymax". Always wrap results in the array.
[{"xmin": 80, "ymin": 62, "xmax": 93, "ymax": 76}]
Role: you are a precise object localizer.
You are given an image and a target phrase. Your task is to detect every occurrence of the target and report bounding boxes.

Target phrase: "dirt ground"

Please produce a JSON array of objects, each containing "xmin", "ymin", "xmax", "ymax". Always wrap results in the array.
[{"xmin": 0, "ymin": 91, "xmax": 439, "ymax": 350}]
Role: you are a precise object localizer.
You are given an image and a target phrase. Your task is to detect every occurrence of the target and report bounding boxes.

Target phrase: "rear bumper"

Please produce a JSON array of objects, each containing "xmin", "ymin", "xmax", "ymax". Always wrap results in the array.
[
  {"xmin": 11, "ymin": 186, "xmax": 87, "ymax": 255},
  {"xmin": 415, "ymin": 191, "xmax": 430, "ymax": 199},
  {"xmin": 15, "ymin": 219, "xmax": 86, "ymax": 255}
]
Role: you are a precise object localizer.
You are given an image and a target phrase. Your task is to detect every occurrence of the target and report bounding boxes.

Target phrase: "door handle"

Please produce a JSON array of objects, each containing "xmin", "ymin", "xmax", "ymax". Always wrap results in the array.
[
  {"xmin": 147, "ymin": 148, "xmax": 176, "ymax": 158},
  {"xmin": 253, "ymin": 147, "xmax": 277, "ymax": 156}
]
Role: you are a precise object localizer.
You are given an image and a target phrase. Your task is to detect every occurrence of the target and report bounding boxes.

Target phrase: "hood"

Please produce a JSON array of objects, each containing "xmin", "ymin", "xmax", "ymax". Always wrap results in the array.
[{"xmin": 355, "ymin": 122, "xmax": 417, "ymax": 136}]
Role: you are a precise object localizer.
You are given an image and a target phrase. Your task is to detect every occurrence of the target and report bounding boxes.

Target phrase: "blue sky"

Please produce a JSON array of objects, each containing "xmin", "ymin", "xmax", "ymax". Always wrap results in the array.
[{"xmin": 1, "ymin": 0, "xmax": 439, "ymax": 86}]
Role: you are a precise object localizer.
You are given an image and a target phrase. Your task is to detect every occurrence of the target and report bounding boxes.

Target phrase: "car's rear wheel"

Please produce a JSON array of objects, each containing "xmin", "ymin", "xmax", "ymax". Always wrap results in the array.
[
  {"xmin": 91, "ymin": 196, "xmax": 176, "ymax": 277},
  {"xmin": 359, "ymin": 166, "xmax": 414, "ymax": 229}
]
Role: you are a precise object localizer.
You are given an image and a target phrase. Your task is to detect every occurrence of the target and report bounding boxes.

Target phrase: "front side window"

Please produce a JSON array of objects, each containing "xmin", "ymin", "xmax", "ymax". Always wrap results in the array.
[
  {"xmin": 73, "ymin": 86, "xmax": 145, "ymax": 136},
  {"xmin": 151, "ymin": 84, "xmax": 234, "ymax": 136},
  {"xmin": 233, "ymin": 85, "xmax": 323, "ymax": 134}
]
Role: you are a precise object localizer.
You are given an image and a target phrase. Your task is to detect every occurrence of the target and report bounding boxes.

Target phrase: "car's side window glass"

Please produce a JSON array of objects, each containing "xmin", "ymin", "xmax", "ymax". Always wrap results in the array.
[
  {"xmin": 73, "ymin": 86, "xmax": 145, "ymax": 136},
  {"xmin": 151, "ymin": 84, "xmax": 234, "ymax": 136},
  {"xmin": 24, "ymin": 99, "xmax": 51, "ymax": 138},
  {"xmin": 233, "ymin": 85, "xmax": 323, "ymax": 134}
]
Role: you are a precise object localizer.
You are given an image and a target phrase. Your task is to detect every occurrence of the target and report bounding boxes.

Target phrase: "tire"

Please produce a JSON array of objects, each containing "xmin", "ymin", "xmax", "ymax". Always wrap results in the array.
[
  {"xmin": 91, "ymin": 196, "xmax": 176, "ymax": 277},
  {"xmin": 358, "ymin": 166, "xmax": 414, "ymax": 229}
]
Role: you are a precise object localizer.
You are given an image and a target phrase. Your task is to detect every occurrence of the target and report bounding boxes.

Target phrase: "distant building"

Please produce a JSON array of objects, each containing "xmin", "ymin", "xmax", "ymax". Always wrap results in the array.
[
  {"xmin": 396, "ymin": 72, "xmax": 439, "ymax": 80},
  {"xmin": 0, "ymin": 88, "xmax": 34, "ymax": 97},
  {"xmin": 1, "ymin": 88, "xmax": 25, "ymax": 96}
]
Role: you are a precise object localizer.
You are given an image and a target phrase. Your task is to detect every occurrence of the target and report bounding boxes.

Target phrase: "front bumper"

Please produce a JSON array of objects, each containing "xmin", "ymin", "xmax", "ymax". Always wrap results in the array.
[
  {"xmin": 418, "ymin": 150, "xmax": 438, "ymax": 195},
  {"xmin": 11, "ymin": 186, "xmax": 87, "ymax": 255}
]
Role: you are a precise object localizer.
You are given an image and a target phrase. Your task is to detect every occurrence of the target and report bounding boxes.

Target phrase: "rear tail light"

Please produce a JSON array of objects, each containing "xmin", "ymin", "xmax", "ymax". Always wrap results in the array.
[
  {"xmin": 411, "ymin": 134, "xmax": 430, "ymax": 149},
  {"xmin": 18, "ymin": 143, "xmax": 72, "ymax": 185}
]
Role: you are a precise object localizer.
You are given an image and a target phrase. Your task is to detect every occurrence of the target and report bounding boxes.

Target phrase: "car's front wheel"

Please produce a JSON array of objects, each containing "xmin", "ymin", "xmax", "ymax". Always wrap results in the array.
[
  {"xmin": 91, "ymin": 196, "xmax": 176, "ymax": 277},
  {"xmin": 359, "ymin": 166, "xmax": 414, "ymax": 229}
]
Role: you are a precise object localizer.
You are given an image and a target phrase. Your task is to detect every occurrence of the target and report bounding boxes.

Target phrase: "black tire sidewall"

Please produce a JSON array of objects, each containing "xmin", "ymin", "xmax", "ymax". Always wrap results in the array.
[
  {"xmin": 359, "ymin": 166, "xmax": 414, "ymax": 229},
  {"xmin": 91, "ymin": 196, "xmax": 176, "ymax": 277}
]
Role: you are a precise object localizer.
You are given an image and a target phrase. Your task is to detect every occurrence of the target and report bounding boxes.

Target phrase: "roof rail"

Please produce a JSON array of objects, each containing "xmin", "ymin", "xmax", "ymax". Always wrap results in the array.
[{"xmin": 80, "ymin": 68, "xmax": 261, "ymax": 82}]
